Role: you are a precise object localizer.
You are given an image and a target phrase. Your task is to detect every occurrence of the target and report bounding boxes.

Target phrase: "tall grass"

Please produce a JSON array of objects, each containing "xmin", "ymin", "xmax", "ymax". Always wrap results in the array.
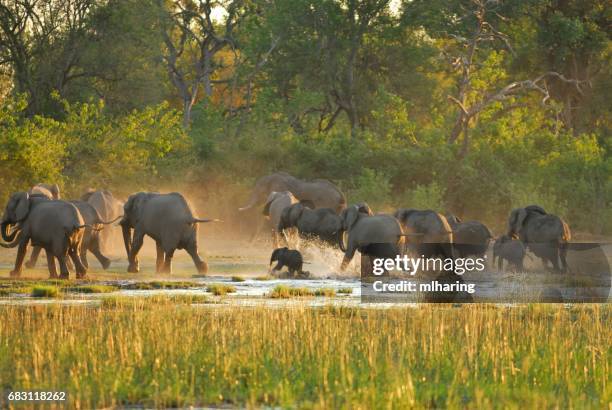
[{"xmin": 0, "ymin": 304, "xmax": 609, "ymax": 408}]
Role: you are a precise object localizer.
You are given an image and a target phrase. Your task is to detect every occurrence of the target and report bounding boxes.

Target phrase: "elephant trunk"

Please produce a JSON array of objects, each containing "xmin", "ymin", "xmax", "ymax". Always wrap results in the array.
[
  {"xmin": 1, "ymin": 221, "xmax": 18, "ymax": 243},
  {"xmin": 0, "ymin": 223, "xmax": 21, "ymax": 248},
  {"xmin": 338, "ymin": 229, "xmax": 347, "ymax": 252},
  {"xmin": 238, "ymin": 198, "xmax": 258, "ymax": 212}
]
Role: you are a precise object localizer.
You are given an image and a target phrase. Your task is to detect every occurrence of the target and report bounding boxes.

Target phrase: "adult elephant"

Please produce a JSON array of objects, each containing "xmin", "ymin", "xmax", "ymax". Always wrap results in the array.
[
  {"xmin": 507, "ymin": 205, "xmax": 571, "ymax": 272},
  {"xmin": 239, "ymin": 172, "xmax": 346, "ymax": 214},
  {"xmin": 29, "ymin": 183, "xmax": 60, "ymax": 199},
  {"xmin": 394, "ymin": 209, "xmax": 454, "ymax": 259},
  {"xmin": 26, "ymin": 201, "xmax": 121, "ymax": 270},
  {"xmin": 446, "ymin": 213, "xmax": 492, "ymax": 258},
  {"xmin": 262, "ymin": 191, "xmax": 298, "ymax": 247},
  {"xmin": 278, "ymin": 202, "xmax": 342, "ymax": 246},
  {"xmin": 0, "ymin": 192, "xmax": 87, "ymax": 278},
  {"xmin": 339, "ymin": 204, "xmax": 405, "ymax": 272},
  {"xmin": 120, "ymin": 192, "xmax": 218, "ymax": 274},
  {"xmin": 81, "ymin": 189, "xmax": 124, "ymax": 252}
]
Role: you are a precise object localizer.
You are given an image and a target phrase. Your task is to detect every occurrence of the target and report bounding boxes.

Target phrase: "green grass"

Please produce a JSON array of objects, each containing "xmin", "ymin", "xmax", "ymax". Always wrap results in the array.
[
  {"xmin": 0, "ymin": 304, "xmax": 608, "ymax": 408},
  {"xmin": 30, "ymin": 285, "xmax": 60, "ymax": 298},
  {"xmin": 314, "ymin": 288, "xmax": 336, "ymax": 297},
  {"xmin": 100, "ymin": 294, "xmax": 209, "ymax": 308},
  {"xmin": 337, "ymin": 287, "xmax": 353, "ymax": 294},
  {"xmin": 206, "ymin": 283, "xmax": 236, "ymax": 296},
  {"xmin": 230, "ymin": 276, "xmax": 245, "ymax": 282},
  {"xmin": 268, "ymin": 285, "xmax": 314, "ymax": 298},
  {"xmin": 65, "ymin": 285, "xmax": 118, "ymax": 294}
]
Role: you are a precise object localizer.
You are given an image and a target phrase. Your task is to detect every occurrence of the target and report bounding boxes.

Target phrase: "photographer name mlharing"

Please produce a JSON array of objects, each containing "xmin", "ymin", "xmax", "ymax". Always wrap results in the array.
[{"xmin": 372, "ymin": 279, "xmax": 476, "ymax": 295}]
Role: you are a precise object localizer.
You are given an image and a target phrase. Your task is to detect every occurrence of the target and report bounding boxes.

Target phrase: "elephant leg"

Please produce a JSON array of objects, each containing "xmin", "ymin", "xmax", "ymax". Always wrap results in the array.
[
  {"xmin": 25, "ymin": 246, "xmax": 42, "ymax": 269},
  {"xmin": 498, "ymin": 257, "xmax": 503, "ymax": 272},
  {"xmin": 69, "ymin": 247, "xmax": 87, "ymax": 279},
  {"xmin": 272, "ymin": 230, "xmax": 279, "ymax": 248},
  {"xmin": 550, "ymin": 246, "xmax": 561, "ymax": 273},
  {"xmin": 57, "ymin": 254, "xmax": 70, "ymax": 279},
  {"xmin": 127, "ymin": 231, "xmax": 145, "ymax": 273},
  {"xmin": 90, "ymin": 237, "xmax": 110, "ymax": 270},
  {"xmin": 340, "ymin": 245, "xmax": 357, "ymax": 271},
  {"xmin": 559, "ymin": 244, "xmax": 568, "ymax": 273},
  {"xmin": 10, "ymin": 240, "xmax": 29, "ymax": 277},
  {"xmin": 360, "ymin": 254, "xmax": 374, "ymax": 277},
  {"xmin": 155, "ymin": 242, "xmax": 165, "ymax": 273},
  {"xmin": 45, "ymin": 249, "xmax": 58, "ymax": 279},
  {"xmin": 80, "ymin": 244, "xmax": 89, "ymax": 270},
  {"xmin": 186, "ymin": 244, "xmax": 207, "ymax": 274},
  {"xmin": 162, "ymin": 249, "xmax": 175, "ymax": 274}
]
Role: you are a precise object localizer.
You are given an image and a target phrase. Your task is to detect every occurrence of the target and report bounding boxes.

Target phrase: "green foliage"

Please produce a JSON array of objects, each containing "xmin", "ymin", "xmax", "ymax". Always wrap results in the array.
[
  {"xmin": 31, "ymin": 285, "xmax": 60, "ymax": 298},
  {"xmin": 206, "ymin": 284, "xmax": 237, "ymax": 296},
  {"xmin": 268, "ymin": 285, "xmax": 314, "ymax": 298}
]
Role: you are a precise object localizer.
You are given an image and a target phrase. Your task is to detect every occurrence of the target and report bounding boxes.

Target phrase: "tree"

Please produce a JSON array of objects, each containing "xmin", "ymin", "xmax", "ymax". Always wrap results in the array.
[{"xmin": 160, "ymin": 0, "xmax": 246, "ymax": 127}]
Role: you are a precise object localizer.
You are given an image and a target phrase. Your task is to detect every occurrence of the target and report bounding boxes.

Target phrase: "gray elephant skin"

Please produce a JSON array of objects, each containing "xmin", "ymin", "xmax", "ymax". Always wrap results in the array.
[
  {"xmin": 394, "ymin": 209, "xmax": 454, "ymax": 259},
  {"xmin": 278, "ymin": 203, "xmax": 342, "ymax": 246},
  {"xmin": 492, "ymin": 234, "xmax": 526, "ymax": 272},
  {"xmin": 446, "ymin": 213, "xmax": 492, "ymax": 258},
  {"xmin": 507, "ymin": 205, "xmax": 571, "ymax": 272},
  {"xmin": 339, "ymin": 204, "xmax": 405, "ymax": 272},
  {"xmin": 263, "ymin": 191, "xmax": 298, "ymax": 246},
  {"xmin": 120, "ymin": 192, "xmax": 217, "ymax": 274},
  {"xmin": 0, "ymin": 192, "xmax": 87, "ymax": 278},
  {"xmin": 239, "ymin": 172, "xmax": 346, "ymax": 213},
  {"xmin": 81, "ymin": 189, "xmax": 124, "ymax": 252},
  {"xmin": 26, "ymin": 200, "xmax": 121, "ymax": 270}
]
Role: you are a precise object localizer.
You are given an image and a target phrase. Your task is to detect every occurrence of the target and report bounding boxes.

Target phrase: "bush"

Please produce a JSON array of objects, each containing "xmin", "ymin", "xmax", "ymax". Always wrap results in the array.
[{"xmin": 31, "ymin": 286, "xmax": 60, "ymax": 298}]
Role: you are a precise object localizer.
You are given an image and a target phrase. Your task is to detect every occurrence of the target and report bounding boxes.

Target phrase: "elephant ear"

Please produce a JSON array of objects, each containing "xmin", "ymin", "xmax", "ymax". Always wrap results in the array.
[
  {"xmin": 508, "ymin": 208, "xmax": 527, "ymax": 237},
  {"xmin": 394, "ymin": 209, "xmax": 411, "ymax": 224},
  {"xmin": 121, "ymin": 193, "xmax": 147, "ymax": 225},
  {"xmin": 263, "ymin": 191, "xmax": 279, "ymax": 216},
  {"xmin": 356, "ymin": 202, "xmax": 373, "ymax": 215},
  {"xmin": 14, "ymin": 192, "xmax": 30, "ymax": 222},
  {"xmin": 50, "ymin": 184, "xmax": 60, "ymax": 199},
  {"xmin": 343, "ymin": 206, "xmax": 360, "ymax": 231}
]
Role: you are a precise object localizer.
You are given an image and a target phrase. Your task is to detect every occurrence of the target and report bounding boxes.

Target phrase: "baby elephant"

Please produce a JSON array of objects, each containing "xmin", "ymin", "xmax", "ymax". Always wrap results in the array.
[
  {"xmin": 493, "ymin": 235, "xmax": 526, "ymax": 272},
  {"xmin": 269, "ymin": 247, "xmax": 307, "ymax": 277}
]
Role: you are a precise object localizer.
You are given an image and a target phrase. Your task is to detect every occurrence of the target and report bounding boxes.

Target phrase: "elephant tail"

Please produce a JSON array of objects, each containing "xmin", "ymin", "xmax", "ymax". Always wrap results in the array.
[
  {"xmin": 192, "ymin": 218, "xmax": 222, "ymax": 223},
  {"xmin": 98, "ymin": 215, "xmax": 123, "ymax": 225}
]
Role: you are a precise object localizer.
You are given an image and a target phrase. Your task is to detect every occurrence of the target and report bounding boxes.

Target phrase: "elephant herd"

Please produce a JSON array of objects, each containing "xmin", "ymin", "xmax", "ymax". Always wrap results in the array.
[
  {"xmin": 0, "ymin": 184, "xmax": 216, "ymax": 278},
  {"xmin": 241, "ymin": 173, "xmax": 572, "ymax": 275},
  {"xmin": 0, "ymin": 172, "xmax": 572, "ymax": 279}
]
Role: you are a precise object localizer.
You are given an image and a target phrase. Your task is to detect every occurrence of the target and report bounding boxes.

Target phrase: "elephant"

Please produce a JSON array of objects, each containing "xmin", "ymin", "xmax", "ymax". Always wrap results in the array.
[
  {"xmin": 394, "ymin": 209, "xmax": 454, "ymax": 259},
  {"xmin": 339, "ymin": 204, "xmax": 405, "ymax": 272},
  {"xmin": 0, "ymin": 192, "xmax": 87, "ymax": 279},
  {"xmin": 492, "ymin": 234, "xmax": 526, "ymax": 272},
  {"xmin": 239, "ymin": 172, "xmax": 346, "ymax": 214},
  {"xmin": 446, "ymin": 213, "xmax": 492, "ymax": 258},
  {"xmin": 26, "ymin": 200, "xmax": 122, "ymax": 270},
  {"xmin": 262, "ymin": 191, "xmax": 298, "ymax": 246},
  {"xmin": 507, "ymin": 205, "xmax": 571, "ymax": 272},
  {"xmin": 29, "ymin": 183, "xmax": 60, "ymax": 199},
  {"xmin": 277, "ymin": 203, "xmax": 342, "ymax": 246},
  {"xmin": 120, "ymin": 192, "xmax": 218, "ymax": 274},
  {"xmin": 269, "ymin": 247, "xmax": 306, "ymax": 277},
  {"xmin": 81, "ymin": 189, "xmax": 124, "ymax": 252}
]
